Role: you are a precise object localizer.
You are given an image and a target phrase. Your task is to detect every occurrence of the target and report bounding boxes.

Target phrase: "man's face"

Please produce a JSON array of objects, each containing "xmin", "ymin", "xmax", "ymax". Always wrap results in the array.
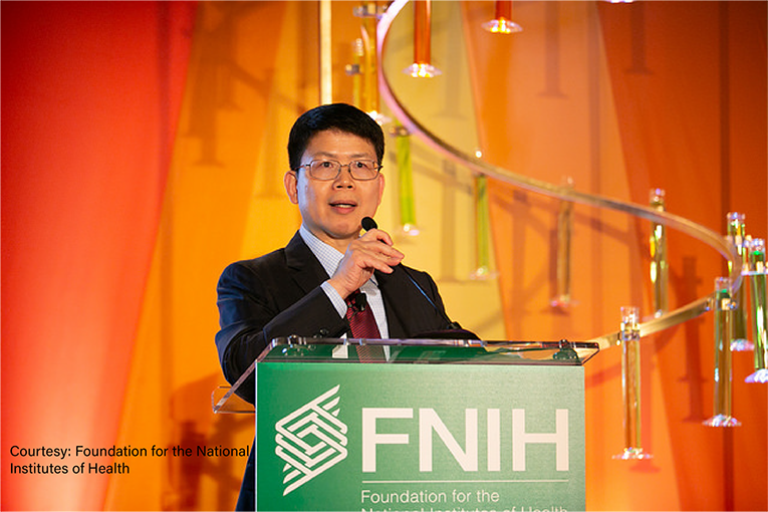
[{"xmin": 284, "ymin": 129, "xmax": 385, "ymax": 253}]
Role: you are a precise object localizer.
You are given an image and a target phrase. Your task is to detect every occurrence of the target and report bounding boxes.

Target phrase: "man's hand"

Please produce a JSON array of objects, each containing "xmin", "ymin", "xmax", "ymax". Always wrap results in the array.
[{"xmin": 327, "ymin": 228, "xmax": 404, "ymax": 299}]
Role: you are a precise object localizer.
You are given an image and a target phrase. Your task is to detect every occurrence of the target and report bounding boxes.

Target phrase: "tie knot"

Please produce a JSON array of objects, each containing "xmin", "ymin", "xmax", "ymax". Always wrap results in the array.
[{"xmin": 345, "ymin": 289, "xmax": 380, "ymax": 339}]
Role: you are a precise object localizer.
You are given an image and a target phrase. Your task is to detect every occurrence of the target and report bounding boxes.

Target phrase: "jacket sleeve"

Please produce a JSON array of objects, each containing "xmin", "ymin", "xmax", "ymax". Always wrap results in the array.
[{"xmin": 214, "ymin": 260, "xmax": 349, "ymax": 403}]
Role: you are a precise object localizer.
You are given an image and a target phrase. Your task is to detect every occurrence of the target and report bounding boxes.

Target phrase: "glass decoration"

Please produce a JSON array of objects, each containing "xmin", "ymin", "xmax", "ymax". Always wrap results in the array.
[
  {"xmin": 482, "ymin": 0, "xmax": 523, "ymax": 34},
  {"xmin": 613, "ymin": 306, "xmax": 653, "ymax": 460},
  {"xmin": 346, "ymin": 38, "xmax": 364, "ymax": 108},
  {"xmin": 403, "ymin": 0, "xmax": 442, "ymax": 77},
  {"xmin": 353, "ymin": 1, "xmax": 386, "ymax": 19},
  {"xmin": 703, "ymin": 277, "xmax": 742, "ymax": 427},
  {"xmin": 726, "ymin": 212, "xmax": 752, "ymax": 351},
  {"xmin": 470, "ymin": 174, "xmax": 497, "ymax": 280},
  {"xmin": 649, "ymin": 189, "xmax": 669, "ymax": 316},
  {"xmin": 394, "ymin": 122, "xmax": 419, "ymax": 236},
  {"xmin": 551, "ymin": 177, "xmax": 574, "ymax": 307},
  {"xmin": 746, "ymin": 239, "xmax": 768, "ymax": 383},
  {"xmin": 353, "ymin": 1, "xmax": 389, "ymax": 124},
  {"xmin": 320, "ymin": 0, "xmax": 333, "ymax": 104}
]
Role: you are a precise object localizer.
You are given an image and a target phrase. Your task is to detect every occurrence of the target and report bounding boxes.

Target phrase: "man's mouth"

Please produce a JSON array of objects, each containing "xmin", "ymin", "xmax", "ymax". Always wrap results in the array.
[{"xmin": 330, "ymin": 201, "xmax": 357, "ymax": 209}]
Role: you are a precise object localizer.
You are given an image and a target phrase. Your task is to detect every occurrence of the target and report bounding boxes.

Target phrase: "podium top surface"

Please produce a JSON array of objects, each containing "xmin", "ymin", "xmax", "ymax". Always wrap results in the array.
[
  {"xmin": 258, "ymin": 336, "xmax": 600, "ymax": 365},
  {"xmin": 213, "ymin": 338, "xmax": 599, "ymax": 413}
]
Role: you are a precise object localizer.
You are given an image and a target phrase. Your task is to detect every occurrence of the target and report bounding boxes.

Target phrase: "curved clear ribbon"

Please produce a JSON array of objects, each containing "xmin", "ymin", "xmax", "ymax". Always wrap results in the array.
[{"xmin": 377, "ymin": 0, "xmax": 742, "ymax": 350}]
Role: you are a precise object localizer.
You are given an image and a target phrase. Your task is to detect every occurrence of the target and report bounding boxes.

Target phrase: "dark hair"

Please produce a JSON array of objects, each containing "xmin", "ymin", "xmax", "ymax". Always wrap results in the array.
[{"xmin": 287, "ymin": 103, "xmax": 385, "ymax": 170}]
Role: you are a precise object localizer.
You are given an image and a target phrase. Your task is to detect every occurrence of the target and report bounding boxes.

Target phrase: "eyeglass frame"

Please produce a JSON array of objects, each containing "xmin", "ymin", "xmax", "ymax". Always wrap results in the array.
[{"xmin": 293, "ymin": 159, "xmax": 383, "ymax": 181}]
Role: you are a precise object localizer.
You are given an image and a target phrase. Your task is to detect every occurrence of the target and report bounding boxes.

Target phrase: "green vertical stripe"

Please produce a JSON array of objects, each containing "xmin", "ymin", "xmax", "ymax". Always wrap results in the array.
[{"xmin": 396, "ymin": 128, "xmax": 416, "ymax": 227}]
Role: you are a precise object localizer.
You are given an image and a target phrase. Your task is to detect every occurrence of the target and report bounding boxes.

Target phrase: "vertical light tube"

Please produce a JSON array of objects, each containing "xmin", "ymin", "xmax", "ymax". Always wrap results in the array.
[
  {"xmin": 726, "ymin": 212, "xmax": 752, "ymax": 351},
  {"xmin": 482, "ymin": 0, "xmax": 522, "ymax": 34},
  {"xmin": 362, "ymin": 21, "xmax": 377, "ymax": 114},
  {"xmin": 414, "ymin": 0, "xmax": 430, "ymax": 66},
  {"xmin": 320, "ymin": 0, "xmax": 333, "ymax": 104},
  {"xmin": 551, "ymin": 177, "xmax": 574, "ymax": 308},
  {"xmin": 495, "ymin": 0, "xmax": 512, "ymax": 19},
  {"xmin": 614, "ymin": 307, "xmax": 652, "ymax": 460},
  {"xmin": 403, "ymin": 0, "xmax": 441, "ymax": 77},
  {"xmin": 649, "ymin": 189, "xmax": 669, "ymax": 316},
  {"xmin": 350, "ymin": 38, "xmax": 363, "ymax": 108},
  {"xmin": 470, "ymin": 174, "xmax": 497, "ymax": 280},
  {"xmin": 353, "ymin": 2, "xmax": 387, "ymax": 123},
  {"xmin": 703, "ymin": 277, "xmax": 742, "ymax": 426},
  {"xmin": 360, "ymin": 4, "xmax": 379, "ymax": 115},
  {"xmin": 746, "ymin": 239, "xmax": 768, "ymax": 383},
  {"xmin": 395, "ymin": 122, "xmax": 419, "ymax": 235}
]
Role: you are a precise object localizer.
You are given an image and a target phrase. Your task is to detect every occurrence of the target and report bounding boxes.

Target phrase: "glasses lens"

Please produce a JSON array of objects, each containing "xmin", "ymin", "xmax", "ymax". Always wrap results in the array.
[
  {"xmin": 349, "ymin": 160, "xmax": 379, "ymax": 181},
  {"xmin": 306, "ymin": 160, "xmax": 380, "ymax": 181},
  {"xmin": 309, "ymin": 160, "xmax": 340, "ymax": 180}
]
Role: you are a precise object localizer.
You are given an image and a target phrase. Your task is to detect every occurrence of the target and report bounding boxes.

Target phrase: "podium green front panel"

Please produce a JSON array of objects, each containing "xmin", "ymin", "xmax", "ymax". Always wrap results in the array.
[{"xmin": 256, "ymin": 363, "xmax": 585, "ymax": 512}]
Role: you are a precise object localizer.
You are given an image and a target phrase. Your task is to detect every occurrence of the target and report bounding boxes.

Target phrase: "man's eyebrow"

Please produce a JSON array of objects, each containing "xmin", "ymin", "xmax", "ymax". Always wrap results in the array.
[{"xmin": 310, "ymin": 151, "xmax": 375, "ymax": 159}]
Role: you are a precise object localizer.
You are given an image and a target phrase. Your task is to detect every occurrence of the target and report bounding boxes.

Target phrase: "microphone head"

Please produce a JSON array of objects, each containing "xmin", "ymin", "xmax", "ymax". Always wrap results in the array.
[
  {"xmin": 361, "ymin": 217, "xmax": 378, "ymax": 231},
  {"xmin": 354, "ymin": 292, "xmax": 367, "ymax": 311}
]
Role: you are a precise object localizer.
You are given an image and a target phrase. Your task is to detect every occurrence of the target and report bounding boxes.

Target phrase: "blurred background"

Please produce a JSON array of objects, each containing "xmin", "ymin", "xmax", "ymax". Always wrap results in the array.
[{"xmin": 2, "ymin": 1, "xmax": 766, "ymax": 510}]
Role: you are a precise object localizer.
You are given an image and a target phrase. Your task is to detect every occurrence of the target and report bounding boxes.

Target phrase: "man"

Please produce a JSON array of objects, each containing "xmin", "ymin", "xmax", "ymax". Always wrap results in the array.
[{"xmin": 215, "ymin": 103, "xmax": 459, "ymax": 510}]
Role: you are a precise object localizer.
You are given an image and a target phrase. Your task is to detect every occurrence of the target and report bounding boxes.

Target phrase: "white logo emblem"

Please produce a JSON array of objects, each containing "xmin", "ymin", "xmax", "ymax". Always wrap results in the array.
[{"xmin": 275, "ymin": 385, "xmax": 348, "ymax": 495}]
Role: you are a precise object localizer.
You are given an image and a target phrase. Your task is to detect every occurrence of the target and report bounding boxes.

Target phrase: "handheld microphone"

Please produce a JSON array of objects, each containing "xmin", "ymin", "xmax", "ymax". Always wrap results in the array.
[
  {"xmin": 351, "ymin": 291, "xmax": 367, "ymax": 312},
  {"xmin": 360, "ymin": 217, "xmax": 465, "ymax": 334},
  {"xmin": 361, "ymin": 216, "xmax": 377, "ymax": 232}
]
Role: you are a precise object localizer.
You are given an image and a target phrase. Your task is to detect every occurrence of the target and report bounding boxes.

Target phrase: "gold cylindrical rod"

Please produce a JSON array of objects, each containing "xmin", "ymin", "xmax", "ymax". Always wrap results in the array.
[
  {"xmin": 747, "ymin": 239, "xmax": 768, "ymax": 383},
  {"xmin": 623, "ymin": 307, "xmax": 641, "ymax": 449},
  {"xmin": 613, "ymin": 306, "xmax": 652, "ymax": 459},
  {"xmin": 354, "ymin": 1, "xmax": 385, "ymax": 119},
  {"xmin": 350, "ymin": 38, "xmax": 363, "ymax": 108},
  {"xmin": 650, "ymin": 189, "xmax": 669, "ymax": 315},
  {"xmin": 726, "ymin": 212, "xmax": 751, "ymax": 350},
  {"xmin": 703, "ymin": 277, "xmax": 741, "ymax": 426},
  {"xmin": 361, "ymin": 14, "xmax": 379, "ymax": 114},
  {"xmin": 551, "ymin": 177, "xmax": 574, "ymax": 307}
]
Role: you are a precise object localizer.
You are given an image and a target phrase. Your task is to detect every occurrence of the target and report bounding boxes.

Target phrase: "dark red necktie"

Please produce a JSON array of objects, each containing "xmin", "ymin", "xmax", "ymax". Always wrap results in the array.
[{"xmin": 345, "ymin": 290, "xmax": 381, "ymax": 339}]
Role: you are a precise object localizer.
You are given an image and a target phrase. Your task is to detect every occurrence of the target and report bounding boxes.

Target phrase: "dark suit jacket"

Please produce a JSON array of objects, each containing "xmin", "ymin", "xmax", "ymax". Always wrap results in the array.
[
  {"xmin": 215, "ymin": 231, "xmax": 453, "ymax": 403},
  {"xmin": 215, "ymin": 231, "xmax": 453, "ymax": 510}
]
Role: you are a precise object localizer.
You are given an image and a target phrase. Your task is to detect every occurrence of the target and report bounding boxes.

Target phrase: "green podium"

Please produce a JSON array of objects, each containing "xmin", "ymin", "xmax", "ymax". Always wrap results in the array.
[{"xmin": 214, "ymin": 338, "xmax": 599, "ymax": 512}]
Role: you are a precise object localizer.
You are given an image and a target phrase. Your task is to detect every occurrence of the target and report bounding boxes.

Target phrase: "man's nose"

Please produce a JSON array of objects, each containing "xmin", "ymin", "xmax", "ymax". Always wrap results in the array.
[{"xmin": 333, "ymin": 166, "xmax": 355, "ymax": 187}]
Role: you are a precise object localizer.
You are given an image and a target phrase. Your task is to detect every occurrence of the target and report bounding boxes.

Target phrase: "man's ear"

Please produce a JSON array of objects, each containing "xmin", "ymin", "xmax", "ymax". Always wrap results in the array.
[
  {"xmin": 284, "ymin": 171, "xmax": 299, "ymax": 205},
  {"xmin": 376, "ymin": 172, "xmax": 385, "ymax": 206}
]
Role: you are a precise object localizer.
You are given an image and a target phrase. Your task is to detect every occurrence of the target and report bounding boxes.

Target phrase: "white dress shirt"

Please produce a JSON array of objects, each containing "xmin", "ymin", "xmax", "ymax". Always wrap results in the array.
[{"xmin": 299, "ymin": 225, "xmax": 389, "ymax": 338}]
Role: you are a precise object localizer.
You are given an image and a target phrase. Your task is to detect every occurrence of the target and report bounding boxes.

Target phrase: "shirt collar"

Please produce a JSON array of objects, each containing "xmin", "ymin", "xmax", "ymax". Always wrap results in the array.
[
  {"xmin": 299, "ymin": 225, "xmax": 378, "ymax": 286},
  {"xmin": 299, "ymin": 225, "xmax": 341, "ymax": 279}
]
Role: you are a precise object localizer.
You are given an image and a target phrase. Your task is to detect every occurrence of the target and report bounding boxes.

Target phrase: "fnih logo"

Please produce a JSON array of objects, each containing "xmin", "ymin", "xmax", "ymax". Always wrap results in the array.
[{"xmin": 275, "ymin": 385, "xmax": 348, "ymax": 495}]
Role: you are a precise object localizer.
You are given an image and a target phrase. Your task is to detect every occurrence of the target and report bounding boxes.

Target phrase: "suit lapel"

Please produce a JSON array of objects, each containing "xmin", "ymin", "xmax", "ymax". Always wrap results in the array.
[
  {"xmin": 377, "ymin": 269, "xmax": 431, "ymax": 338},
  {"xmin": 378, "ymin": 270, "xmax": 407, "ymax": 338},
  {"xmin": 284, "ymin": 231, "xmax": 330, "ymax": 295}
]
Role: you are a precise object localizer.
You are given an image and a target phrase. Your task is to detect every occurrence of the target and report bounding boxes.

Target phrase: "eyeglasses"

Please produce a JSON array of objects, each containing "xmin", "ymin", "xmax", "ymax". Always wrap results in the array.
[{"xmin": 295, "ymin": 159, "xmax": 382, "ymax": 181}]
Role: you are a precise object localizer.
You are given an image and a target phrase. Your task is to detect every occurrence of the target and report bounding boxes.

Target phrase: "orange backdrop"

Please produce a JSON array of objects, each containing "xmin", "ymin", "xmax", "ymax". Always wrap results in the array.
[
  {"xmin": 2, "ymin": 1, "xmax": 766, "ymax": 511},
  {"xmin": 2, "ymin": 2, "xmax": 196, "ymax": 509}
]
